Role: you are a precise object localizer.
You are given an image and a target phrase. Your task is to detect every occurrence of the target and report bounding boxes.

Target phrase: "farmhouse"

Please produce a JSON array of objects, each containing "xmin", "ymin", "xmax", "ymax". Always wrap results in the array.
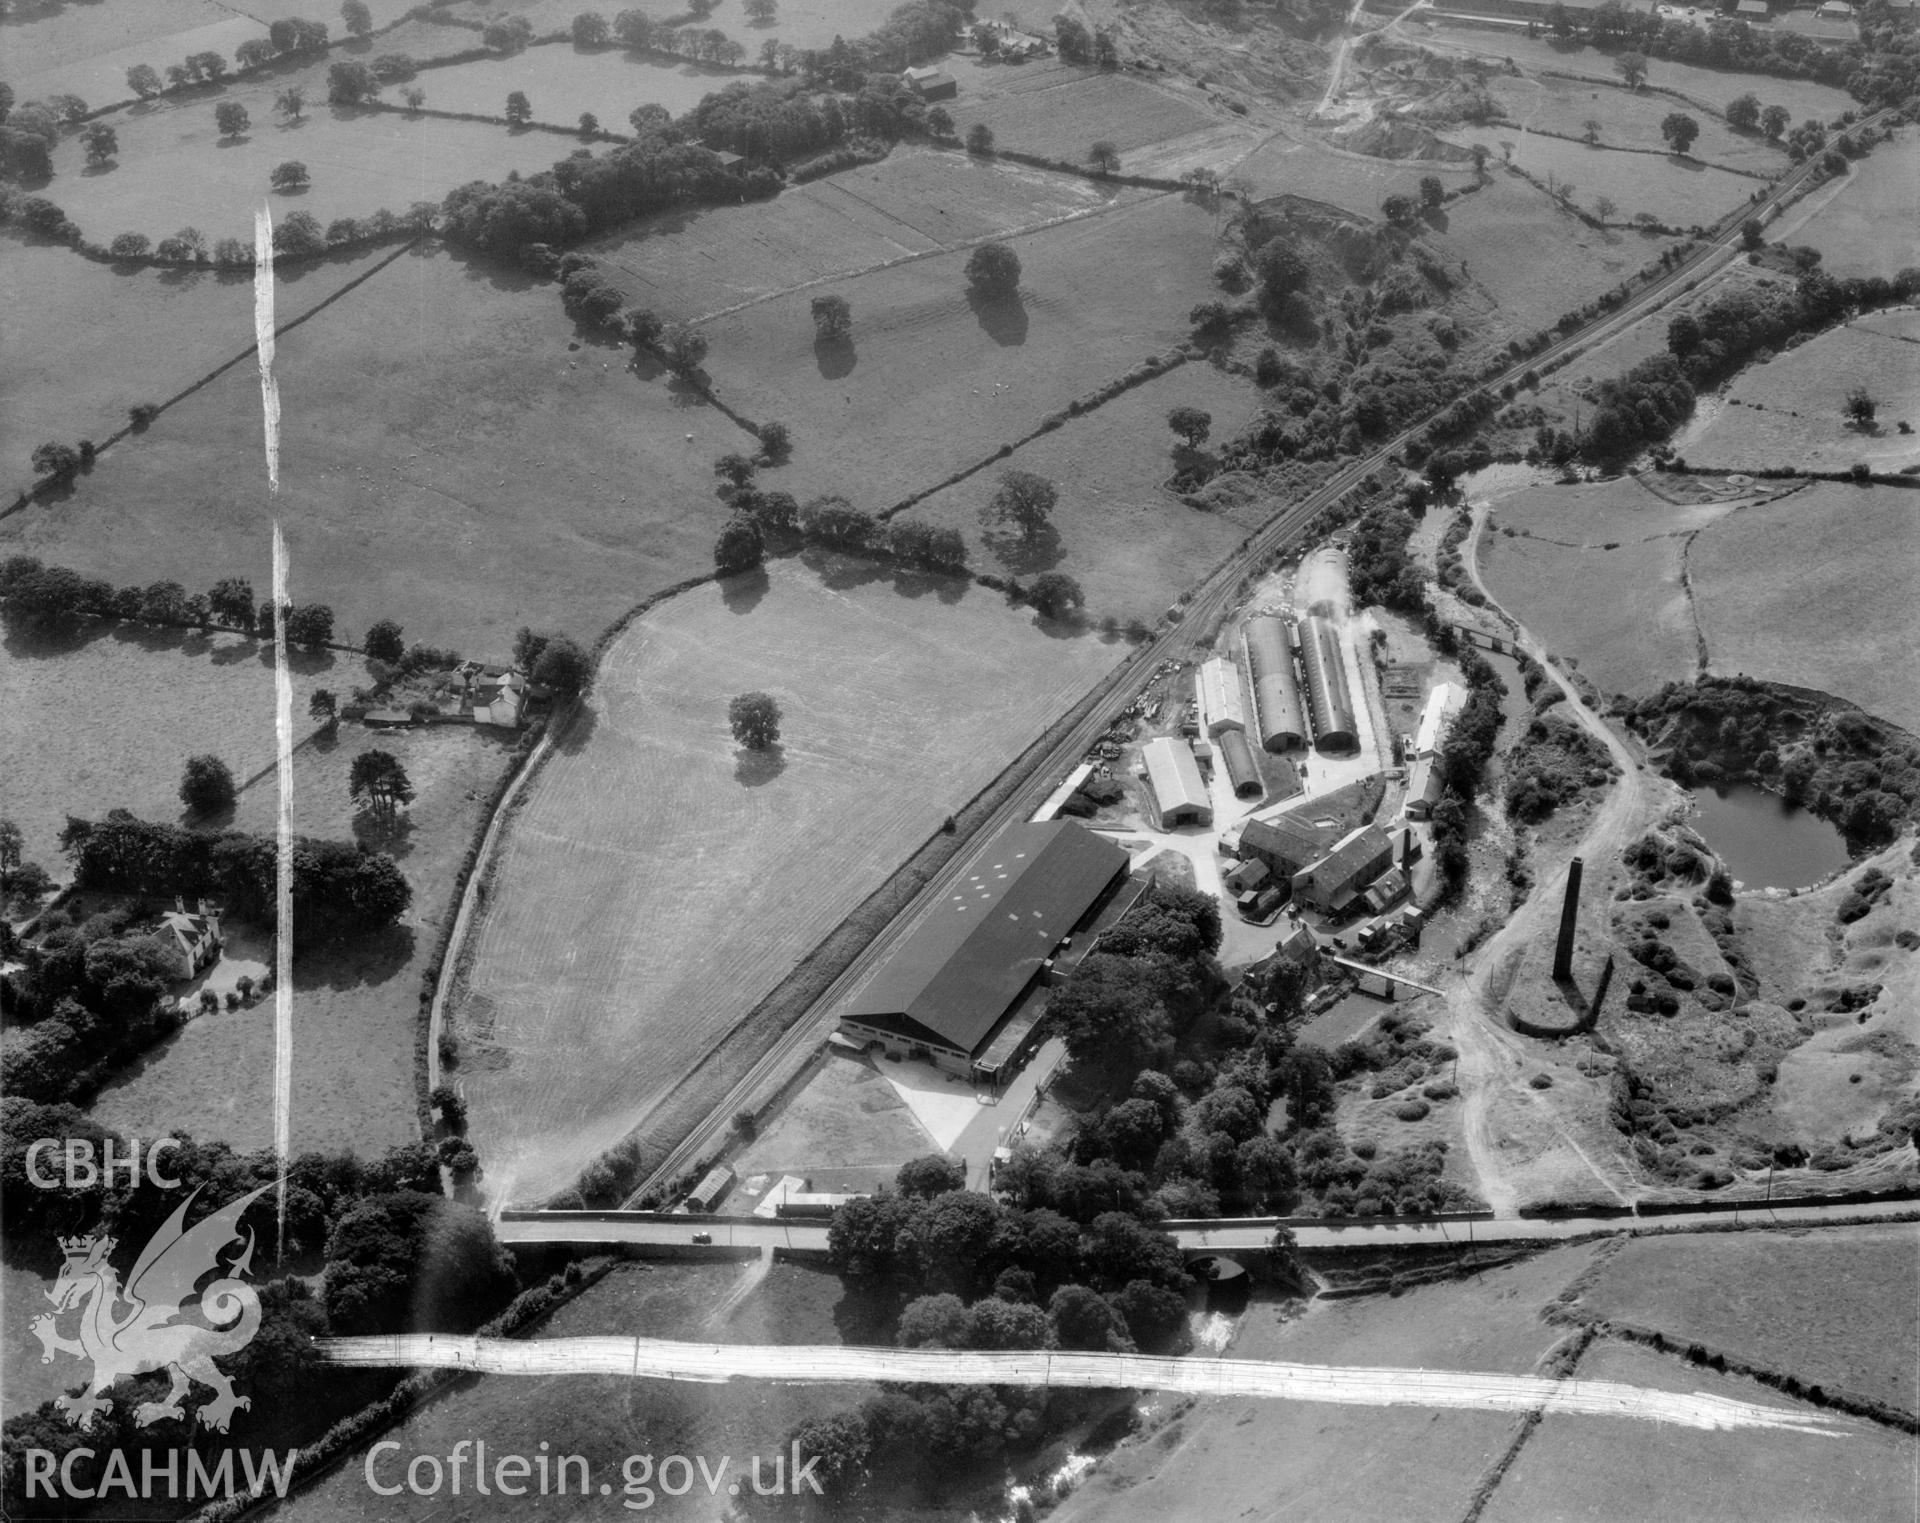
[
  {"xmin": 903, "ymin": 64, "xmax": 959, "ymax": 99},
  {"xmin": 1735, "ymin": 0, "xmax": 1771, "ymax": 16},
  {"xmin": 1291, "ymin": 824, "xmax": 1394, "ymax": 915},
  {"xmin": 1196, "ymin": 655, "xmax": 1248, "ymax": 736},
  {"xmin": 159, "ymin": 899, "xmax": 223, "ymax": 979},
  {"xmin": 836, "ymin": 821, "xmax": 1131, "ymax": 1082},
  {"xmin": 1141, "ymin": 736, "xmax": 1213, "ymax": 827},
  {"xmin": 1240, "ymin": 812, "xmax": 1340, "ymax": 884}
]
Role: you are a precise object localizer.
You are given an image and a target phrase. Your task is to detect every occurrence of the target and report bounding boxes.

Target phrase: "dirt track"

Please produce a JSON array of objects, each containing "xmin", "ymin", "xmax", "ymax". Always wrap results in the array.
[{"xmin": 1445, "ymin": 502, "xmax": 1658, "ymax": 1213}]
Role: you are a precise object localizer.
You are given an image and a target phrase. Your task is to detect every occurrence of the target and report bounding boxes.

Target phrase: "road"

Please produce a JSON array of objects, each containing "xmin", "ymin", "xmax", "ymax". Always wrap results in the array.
[
  {"xmin": 497, "ymin": 1196, "xmax": 1918, "ymax": 1254},
  {"xmin": 568, "ymin": 113, "xmax": 1886, "ymax": 1211}
]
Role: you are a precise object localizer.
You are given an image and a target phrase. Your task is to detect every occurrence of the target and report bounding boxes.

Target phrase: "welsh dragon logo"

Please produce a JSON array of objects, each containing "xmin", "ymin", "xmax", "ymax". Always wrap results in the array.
[{"xmin": 30, "ymin": 1183, "xmax": 272, "ymax": 1433}]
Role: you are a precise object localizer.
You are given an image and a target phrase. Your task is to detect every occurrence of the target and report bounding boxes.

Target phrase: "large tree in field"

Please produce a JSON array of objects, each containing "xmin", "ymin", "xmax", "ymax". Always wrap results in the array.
[
  {"xmin": 1760, "ymin": 104, "xmax": 1790, "ymax": 140},
  {"xmin": 965, "ymin": 240, "xmax": 1020, "ymax": 301},
  {"xmin": 1614, "ymin": 50, "xmax": 1648, "ymax": 90},
  {"xmin": 504, "ymin": 91, "xmax": 533, "ymax": 126},
  {"xmin": 983, "ymin": 469, "xmax": 1057, "ymax": 544},
  {"xmin": 531, "ymin": 636, "xmax": 591, "ymax": 697},
  {"xmin": 573, "ymin": 11, "xmax": 611, "ymax": 45},
  {"xmin": 127, "ymin": 63, "xmax": 164, "ymax": 98},
  {"xmin": 214, "ymin": 101, "xmax": 249, "ymax": 138},
  {"xmin": 713, "ymin": 514, "xmax": 765, "ymax": 574},
  {"xmin": 1167, "ymin": 406, "xmax": 1211, "ymax": 448},
  {"xmin": 341, "ymin": 0, "xmax": 374, "ymax": 37},
  {"xmin": 1027, "ymin": 571, "xmax": 1085, "ymax": 622},
  {"xmin": 180, "ymin": 754, "xmax": 237, "ymax": 815},
  {"xmin": 1725, "ymin": 92, "xmax": 1760, "ymax": 132},
  {"xmin": 0, "ymin": 818, "xmax": 25, "ymax": 896},
  {"xmin": 1661, "ymin": 112, "xmax": 1700, "ymax": 155},
  {"xmin": 270, "ymin": 159, "xmax": 310, "ymax": 191},
  {"xmin": 810, "ymin": 292, "xmax": 852, "ymax": 342},
  {"xmin": 729, "ymin": 691, "xmax": 782, "ymax": 750},
  {"xmin": 350, "ymin": 749, "xmax": 416, "ymax": 819},
  {"xmin": 81, "ymin": 123, "xmax": 119, "ymax": 164},
  {"xmin": 363, "ymin": 618, "xmax": 404, "ymax": 662},
  {"xmin": 1844, "ymin": 387, "xmax": 1876, "ymax": 427},
  {"xmin": 208, "ymin": 576, "xmax": 254, "ymax": 627}
]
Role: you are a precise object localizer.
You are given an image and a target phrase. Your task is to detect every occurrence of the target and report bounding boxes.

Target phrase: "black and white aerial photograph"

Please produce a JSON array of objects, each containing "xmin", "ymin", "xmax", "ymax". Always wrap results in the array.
[{"xmin": 0, "ymin": 0, "xmax": 1916, "ymax": 1514}]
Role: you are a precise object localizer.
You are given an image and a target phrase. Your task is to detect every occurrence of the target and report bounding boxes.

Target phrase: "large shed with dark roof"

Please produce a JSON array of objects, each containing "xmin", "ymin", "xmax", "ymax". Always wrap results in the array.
[{"xmin": 836, "ymin": 821, "xmax": 1131, "ymax": 1081}]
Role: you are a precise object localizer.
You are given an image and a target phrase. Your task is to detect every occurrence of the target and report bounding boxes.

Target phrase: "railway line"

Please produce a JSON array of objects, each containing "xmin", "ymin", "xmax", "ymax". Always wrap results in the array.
[{"xmin": 596, "ymin": 122, "xmax": 1886, "ymax": 1211}]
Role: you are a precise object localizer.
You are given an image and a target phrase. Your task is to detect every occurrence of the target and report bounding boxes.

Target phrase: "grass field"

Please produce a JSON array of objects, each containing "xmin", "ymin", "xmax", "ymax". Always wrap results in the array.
[
  {"xmin": 0, "ymin": 243, "xmax": 749, "ymax": 652},
  {"xmin": 1057, "ymin": 1241, "xmax": 1598, "ymax": 1523},
  {"xmin": 1484, "ymin": 72, "xmax": 1785, "ymax": 174},
  {"xmin": 451, "ymin": 0, "xmax": 906, "ymax": 51},
  {"xmin": 1688, "ymin": 483, "xmax": 1920, "ymax": 733},
  {"xmin": 592, "ymin": 145, "xmax": 1143, "ymax": 318},
  {"xmin": 1483, "ymin": 472, "xmax": 1728, "ymax": 542},
  {"xmin": 1427, "ymin": 176, "xmax": 1674, "ymax": 347},
  {"xmin": 0, "ymin": 628, "xmax": 339, "ymax": 875},
  {"xmin": 0, "ymin": 234, "xmax": 396, "ymax": 492},
  {"xmin": 271, "ymin": 1258, "xmax": 881, "ymax": 1521},
  {"xmin": 1476, "ymin": 518, "xmax": 1697, "ymax": 698},
  {"xmin": 1233, "ymin": 132, "xmax": 1474, "ymax": 218},
  {"xmin": 44, "ymin": 96, "xmax": 564, "ymax": 246},
  {"xmin": 1683, "ymin": 312, "xmax": 1920, "ymax": 474},
  {"xmin": 1422, "ymin": 28, "xmax": 1858, "ymax": 125},
  {"xmin": 5, "ymin": 0, "xmax": 267, "ymax": 103},
  {"xmin": 694, "ymin": 192, "xmax": 1222, "ymax": 510},
  {"xmin": 1442, "ymin": 124, "xmax": 1759, "ymax": 227},
  {"xmin": 1769, "ymin": 134, "xmax": 1920, "ymax": 280},
  {"xmin": 1482, "ymin": 1337, "xmax": 1918, "ymax": 1523},
  {"xmin": 949, "ymin": 61, "xmax": 1223, "ymax": 164},
  {"xmin": 895, "ymin": 361, "xmax": 1266, "ymax": 622},
  {"xmin": 91, "ymin": 720, "xmax": 515, "ymax": 1158},
  {"xmin": 453, "ymin": 559, "xmax": 1122, "ymax": 1204},
  {"xmin": 394, "ymin": 44, "xmax": 736, "ymax": 125},
  {"xmin": 1571, "ymin": 1225, "xmax": 1920, "ymax": 1413}
]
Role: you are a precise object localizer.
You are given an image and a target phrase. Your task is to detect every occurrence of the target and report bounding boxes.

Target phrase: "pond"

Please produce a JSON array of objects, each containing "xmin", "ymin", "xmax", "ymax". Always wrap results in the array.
[{"xmin": 1689, "ymin": 782, "xmax": 1851, "ymax": 889}]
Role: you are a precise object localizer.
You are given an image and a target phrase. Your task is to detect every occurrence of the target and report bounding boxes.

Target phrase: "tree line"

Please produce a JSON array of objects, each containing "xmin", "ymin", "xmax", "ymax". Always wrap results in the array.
[
  {"xmin": 57, "ymin": 811, "xmax": 411, "ymax": 946},
  {"xmin": 1571, "ymin": 263, "xmax": 1920, "ymax": 463},
  {"xmin": 0, "ymin": 1099, "xmax": 521, "ymax": 1518}
]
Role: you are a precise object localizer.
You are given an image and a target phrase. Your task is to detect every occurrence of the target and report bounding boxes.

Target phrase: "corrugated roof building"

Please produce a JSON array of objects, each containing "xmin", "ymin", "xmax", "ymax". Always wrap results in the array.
[
  {"xmin": 1299, "ymin": 616, "xmax": 1359, "ymax": 755},
  {"xmin": 1243, "ymin": 617, "xmax": 1309, "ymax": 752},
  {"xmin": 837, "ymin": 821, "xmax": 1130, "ymax": 1079},
  {"xmin": 1217, "ymin": 728, "xmax": 1263, "ymax": 798},
  {"xmin": 1197, "ymin": 656, "xmax": 1247, "ymax": 737},
  {"xmin": 1142, "ymin": 736, "xmax": 1212, "ymax": 827}
]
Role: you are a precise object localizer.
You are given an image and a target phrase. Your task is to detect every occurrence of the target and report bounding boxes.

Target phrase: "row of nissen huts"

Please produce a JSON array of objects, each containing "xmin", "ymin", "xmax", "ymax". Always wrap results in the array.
[{"xmin": 1196, "ymin": 615, "xmax": 1361, "ymax": 761}]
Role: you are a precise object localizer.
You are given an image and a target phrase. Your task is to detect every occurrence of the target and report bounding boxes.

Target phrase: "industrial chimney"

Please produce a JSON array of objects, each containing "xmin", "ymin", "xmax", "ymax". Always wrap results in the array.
[{"xmin": 1552, "ymin": 857, "xmax": 1583, "ymax": 982}]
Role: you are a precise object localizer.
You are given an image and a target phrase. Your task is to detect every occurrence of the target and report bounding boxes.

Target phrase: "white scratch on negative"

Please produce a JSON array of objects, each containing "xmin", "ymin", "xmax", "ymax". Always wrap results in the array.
[
  {"xmin": 257, "ymin": 203, "xmax": 293, "ymax": 1254},
  {"xmin": 254, "ymin": 206, "xmax": 281, "ymax": 492},
  {"xmin": 270, "ymin": 524, "xmax": 294, "ymax": 1255},
  {"xmin": 316, "ymin": 1336, "xmax": 1848, "ymax": 1436}
]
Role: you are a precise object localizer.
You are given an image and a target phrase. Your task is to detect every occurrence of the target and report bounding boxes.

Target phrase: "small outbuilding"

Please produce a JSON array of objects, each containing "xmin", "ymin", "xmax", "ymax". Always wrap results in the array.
[{"xmin": 903, "ymin": 64, "xmax": 959, "ymax": 99}]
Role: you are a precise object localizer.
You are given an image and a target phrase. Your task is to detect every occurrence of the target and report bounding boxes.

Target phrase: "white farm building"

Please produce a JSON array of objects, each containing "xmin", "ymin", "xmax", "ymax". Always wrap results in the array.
[
  {"xmin": 1196, "ymin": 656, "xmax": 1248, "ymax": 737},
  {"xmin": 1141, "ymin": 736, "xmax": 1212, "ymax": 827},
  {"xmin": 1413, "ymin": 683, "xmax": 1460, "ymax": 758}
]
